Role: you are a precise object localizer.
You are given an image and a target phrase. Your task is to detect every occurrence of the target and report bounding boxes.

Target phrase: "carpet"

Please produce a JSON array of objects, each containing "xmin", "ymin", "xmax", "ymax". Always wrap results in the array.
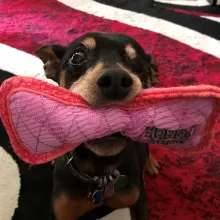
[{"xmin": 0, "ymin": 0, "xmax": 219, "ymax": 219}]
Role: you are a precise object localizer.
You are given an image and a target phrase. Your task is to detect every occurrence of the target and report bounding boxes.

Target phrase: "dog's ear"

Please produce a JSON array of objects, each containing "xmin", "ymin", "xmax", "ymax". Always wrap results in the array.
[
  {"xmin": 145, "ymin": 54, "xmax": 159, "ymax": 87},
  {"xmin": 149, "ymin": 55, "xmax": 159, "ymax": 86},
  {"xmin": 35, "ymin": 45, "xmax": 66, "ymax": 80}
]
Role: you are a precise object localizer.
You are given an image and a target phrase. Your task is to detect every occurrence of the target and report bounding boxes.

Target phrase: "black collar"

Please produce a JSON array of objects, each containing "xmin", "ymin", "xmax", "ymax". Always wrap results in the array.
[
  {"xmin": 65, "ymin": 152, "xmax": 117, "ymax": 185},
  {"xmin": 64, "ymin": 152, "xmax": 129, "ymax": 205},
  {"xmin": 65, "ymin": 152, "xmax": 100, "ymax": 184}
]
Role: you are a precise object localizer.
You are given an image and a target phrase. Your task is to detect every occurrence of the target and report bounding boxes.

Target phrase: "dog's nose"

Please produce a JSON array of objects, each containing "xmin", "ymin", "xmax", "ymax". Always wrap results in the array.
[{"xmin": 97, "ymin": 70, "xmax": 133, "ymax": 100}]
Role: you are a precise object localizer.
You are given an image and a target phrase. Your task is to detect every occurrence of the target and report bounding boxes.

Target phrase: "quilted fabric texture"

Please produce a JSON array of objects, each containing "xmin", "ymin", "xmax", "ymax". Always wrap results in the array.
[{"xmin": 0, "ymin": 76, "xmax": 219, "ymax": 164}]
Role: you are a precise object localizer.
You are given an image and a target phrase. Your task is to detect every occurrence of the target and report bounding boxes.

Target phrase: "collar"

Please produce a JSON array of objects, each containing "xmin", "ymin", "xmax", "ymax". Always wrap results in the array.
[
  {"xmin": 65, "ymin": 152, "xmax": 114, "ymax": 185},
  {"xmin": 64, "ymin": 152, "xmax": 129, "ymax": 204}
]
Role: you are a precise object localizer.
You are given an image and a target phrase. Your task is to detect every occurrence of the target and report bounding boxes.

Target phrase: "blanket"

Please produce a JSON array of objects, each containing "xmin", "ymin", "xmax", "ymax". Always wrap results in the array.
[{"xmin": 0, "ymin": 0, "xmax": 219, "ymax": 219}]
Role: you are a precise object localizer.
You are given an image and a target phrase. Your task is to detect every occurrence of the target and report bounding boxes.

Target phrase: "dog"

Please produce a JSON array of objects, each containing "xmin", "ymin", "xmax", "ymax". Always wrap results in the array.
[
  {"xmin": 1, "ymin": 32, "xmax": 159, "ymax": 220},
  {"xmin": 34, "ymin": 32, "xmax": 160, "ymax": 220}
]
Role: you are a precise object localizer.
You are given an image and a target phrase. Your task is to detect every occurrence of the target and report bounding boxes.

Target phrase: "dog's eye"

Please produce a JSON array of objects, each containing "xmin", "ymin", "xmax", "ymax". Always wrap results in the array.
[{"xmin": 69, "ymin": 51, "xmax": 87, "ymax": 65}]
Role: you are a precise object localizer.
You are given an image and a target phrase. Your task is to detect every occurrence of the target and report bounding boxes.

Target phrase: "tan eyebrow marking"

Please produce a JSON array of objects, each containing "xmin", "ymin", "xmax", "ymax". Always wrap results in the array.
[
  {"xmin": 125, "ymin": 44, "xmax": 136, "ymax": 59},
  {"xmin": 81, "ymin": 37, "xmax": 96, "ymax": 50},
  {"xmin": 59, "ymin": 71, "xmax": 66, "ymax": 88}
]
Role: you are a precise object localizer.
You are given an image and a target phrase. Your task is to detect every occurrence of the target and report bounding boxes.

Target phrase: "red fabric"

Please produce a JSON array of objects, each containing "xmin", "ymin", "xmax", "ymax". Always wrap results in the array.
[
  {"xmin": 0, "ymin": 0, "xmax": 220, "ymax": 219},
  {"xmin": 167, "ymin": 8, "xmax": 220, "ymax": 18}
]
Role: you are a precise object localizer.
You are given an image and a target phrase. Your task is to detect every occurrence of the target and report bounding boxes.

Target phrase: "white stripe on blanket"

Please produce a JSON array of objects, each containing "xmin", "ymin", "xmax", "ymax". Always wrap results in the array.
[
  {"xmin": 58, "ymin": 0, "xmax": 220, "ymax": 58},
  {"xmin": 154, "ymin": 0, "xmax": 210, "ymax": 6},
  {"xmin": 0, "ymin": 44, "xmax": 44, "ymax": 76}
]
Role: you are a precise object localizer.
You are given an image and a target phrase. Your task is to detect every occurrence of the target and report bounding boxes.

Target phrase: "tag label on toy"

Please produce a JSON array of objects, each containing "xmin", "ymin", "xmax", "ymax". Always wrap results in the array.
[{"xmin": 145, "ymin": 126, "xmax": 196, "ymax": 145}]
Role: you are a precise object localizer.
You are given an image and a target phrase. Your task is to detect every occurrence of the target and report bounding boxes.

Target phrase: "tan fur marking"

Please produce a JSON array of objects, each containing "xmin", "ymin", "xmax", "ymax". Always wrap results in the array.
[
  {"xmin": 69, "ymin": 62, "xmax": 142, "ymax": 106},
  {"xmin": 145, "ymin": 153, "xmax": 160, "ymax": 177},
  {"xmin": 150, "ymin": 55, "xmax": 159, "ymax": 86},
  {"xmin": 125, "ymin": 44, "xmax": 136, "ymax": 59},
  {"xmin": 69, "ymin": 62, "xmax": 104, "ymax": 105},
  {"xmin": 54, "ymin": 188, "xmax": 139, "ymax": 219},
  {"xmin": 147, "ymin": 77, "xmax": 152, "ymax": 88},
  {"xmin": 54, "ymin": 192, "xmax": 100, "ymax": 220},
  {"xmin": 85, "ymin": 138, "xmax": 126, "ymax": 156},
  {"xmin": 105, "ymin": 186, "xmax": 140, "ymax": 208},
  {"xmin": 81, "ymin": 37, "xmax": 96, "ymax": 50},
  {"xmin": 59, "ymin": 71, "xmax": 66, "ymax": 88}
]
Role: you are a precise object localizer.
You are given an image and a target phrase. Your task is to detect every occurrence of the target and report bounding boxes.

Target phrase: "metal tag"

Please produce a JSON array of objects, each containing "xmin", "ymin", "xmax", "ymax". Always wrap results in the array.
[
  {"xmin": 91, "ymin": 189, "xmax": 104, "ymax": 204},
  {"xmin": 104, "ymin": 175, "xmax": 129, "ymax": 198},
  {"xmin": 113, "ymin": 175, "xmax": 129, "ymax": 192},
  {"xmin": 104, "ymin": 180, "xmax": 115, "ymax": 198}
]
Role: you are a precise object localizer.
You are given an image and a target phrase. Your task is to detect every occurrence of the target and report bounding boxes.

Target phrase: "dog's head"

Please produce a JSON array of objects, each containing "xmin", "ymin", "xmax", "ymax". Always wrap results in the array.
[{"xmin": 35, "ymin": 32, "xmax": 158, "ymax": 157}]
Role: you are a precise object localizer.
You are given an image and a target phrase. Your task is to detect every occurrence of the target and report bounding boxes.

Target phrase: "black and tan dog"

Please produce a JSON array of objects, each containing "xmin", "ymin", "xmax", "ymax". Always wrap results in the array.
[{"xmin": 35, "ymin": 32, "xmax": 160, "ymax": 220}]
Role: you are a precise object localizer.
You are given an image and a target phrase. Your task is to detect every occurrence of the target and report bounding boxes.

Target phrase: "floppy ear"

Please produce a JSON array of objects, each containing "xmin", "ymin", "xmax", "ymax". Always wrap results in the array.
[
  {"xmin": 34, "ymin": 45, "xmax": 66, "ymax": 80},
  {"xmin": 149, "ymin": 55, "xmax": 159, "ymax": 86},
  {"xmin": 145, "ymin": 54, "xmax": 159, "ymax": 87}
]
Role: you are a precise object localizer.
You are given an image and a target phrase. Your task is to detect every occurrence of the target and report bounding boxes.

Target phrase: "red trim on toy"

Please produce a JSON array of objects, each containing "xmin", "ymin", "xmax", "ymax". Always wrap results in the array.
[{"xmin": 0, "ymin": 76, "xmax": 219, "ymax": 164}]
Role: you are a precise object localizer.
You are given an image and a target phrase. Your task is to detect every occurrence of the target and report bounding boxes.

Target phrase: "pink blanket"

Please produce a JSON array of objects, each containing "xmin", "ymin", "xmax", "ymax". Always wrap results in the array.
[{"xmin": 0, "ymin": 76, "xmax": 219, "ymax": 164}]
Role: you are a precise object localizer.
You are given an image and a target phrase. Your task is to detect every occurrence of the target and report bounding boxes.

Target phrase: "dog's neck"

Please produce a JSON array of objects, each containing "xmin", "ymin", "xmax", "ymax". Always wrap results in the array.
[{"xmin": 70, "ymin": 144, "xmax": 122, "ymax": 177}]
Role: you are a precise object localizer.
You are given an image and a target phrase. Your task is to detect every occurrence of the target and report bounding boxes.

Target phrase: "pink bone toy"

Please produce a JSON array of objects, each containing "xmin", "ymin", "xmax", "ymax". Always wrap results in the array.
[{"xmin": 0, "ymin": 76, "xmax": 219, "ymax": 164}]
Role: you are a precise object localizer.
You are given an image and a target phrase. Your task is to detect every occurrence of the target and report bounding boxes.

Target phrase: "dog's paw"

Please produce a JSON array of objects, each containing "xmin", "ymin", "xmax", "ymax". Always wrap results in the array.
[{"xmin": 145, "ymin": 153, "xmax": 160, "ymax": 177}]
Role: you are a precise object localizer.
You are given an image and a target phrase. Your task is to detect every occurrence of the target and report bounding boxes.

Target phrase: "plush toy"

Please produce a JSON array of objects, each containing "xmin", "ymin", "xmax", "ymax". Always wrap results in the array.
[{"xmin": 0, "ymin": 76, "xmax": 219, "ymax": 165}]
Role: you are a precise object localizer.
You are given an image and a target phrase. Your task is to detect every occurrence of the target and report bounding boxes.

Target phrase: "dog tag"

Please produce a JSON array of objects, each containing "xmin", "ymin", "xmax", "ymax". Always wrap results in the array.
[
  {"xmin": 104, "ymin": 180, "xmax": 115, "ymax": 198},
  {"xmin": 92, "ymin": 189, "xmax": 104, "ymax": 204},
  {"xmin": 104, "ymin": 175, "xmax": 129, "ymax": 198},
  {"xmin": 90, "ymin": 177, "xmax": 106, "ymax": 204},
  {"xmin": 113, "ymin": 175, "xmax": 129, "ymax": 192}
]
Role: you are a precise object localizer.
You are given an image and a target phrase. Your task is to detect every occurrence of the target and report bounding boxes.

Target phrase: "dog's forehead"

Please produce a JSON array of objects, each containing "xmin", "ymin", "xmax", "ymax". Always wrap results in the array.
[
  {"xmin": 91, "ymin": 33, "xmax": 134, "ymax": 46},
  {"xmin": 69, "ymin": 33, "xmax": 140, "ymax": 51}
]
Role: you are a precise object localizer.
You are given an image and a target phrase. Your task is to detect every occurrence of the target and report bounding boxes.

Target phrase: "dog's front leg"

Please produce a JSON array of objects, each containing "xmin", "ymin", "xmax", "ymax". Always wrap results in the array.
[
  {"xmin": 53, "ymin": 192, "xmax": 100, "ymax": 220},
  {"xmin": 145, "ymin": 153, "xmax": 160, "ymax": 177},
  {"xmin": 129, "ymin": 181, "xmax": 148, "ymax": 220}
]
